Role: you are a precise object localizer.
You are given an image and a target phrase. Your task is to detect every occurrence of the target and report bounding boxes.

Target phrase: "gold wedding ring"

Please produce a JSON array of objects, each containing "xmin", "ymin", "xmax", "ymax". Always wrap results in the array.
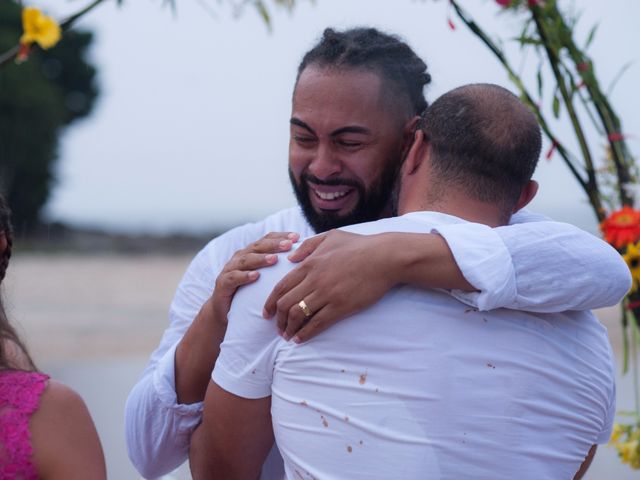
[{"xmin": 298, "ymin": 300, "xmax": 312, "ymax": 318}]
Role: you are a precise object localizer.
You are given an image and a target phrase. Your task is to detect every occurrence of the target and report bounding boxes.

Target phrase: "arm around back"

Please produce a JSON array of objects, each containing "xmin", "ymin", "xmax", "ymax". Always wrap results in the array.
[
  {"xmin": 30, "ymin": 380, "xmax": 106, "ymax": 480},
  {"xmin": 437, "ymin": 212, "xmax": 632, "ymax": 312}
]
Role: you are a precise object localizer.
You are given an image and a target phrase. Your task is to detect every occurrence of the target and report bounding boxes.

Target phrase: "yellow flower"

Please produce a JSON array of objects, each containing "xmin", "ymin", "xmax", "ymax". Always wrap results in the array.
[
  {"xmin": 617, "ymin": 439, "xmax": 639, "ymax": 465},
  {"xmin": 20, "ymin": 7, "xmax": 61, "ymax": 49},
  {"xmin": 623, "ymin": 242, "xmax": 640, "ymax": 294},
  {"xmin": 611, "ymin": 423, "xmax": 625, "ymax": 443}
]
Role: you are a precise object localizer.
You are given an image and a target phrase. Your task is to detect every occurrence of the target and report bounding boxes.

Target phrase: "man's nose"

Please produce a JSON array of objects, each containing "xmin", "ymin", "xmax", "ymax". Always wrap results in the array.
[{"xmin": 308, "ymin": 143, "xmax": 342, "ymax": 179}]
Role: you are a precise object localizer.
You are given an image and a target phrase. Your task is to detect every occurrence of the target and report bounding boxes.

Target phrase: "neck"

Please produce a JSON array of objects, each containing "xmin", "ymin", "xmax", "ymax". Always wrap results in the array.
[{"xmin": 401, "ymin": 187, "xmax": 507, "ymax": 228}]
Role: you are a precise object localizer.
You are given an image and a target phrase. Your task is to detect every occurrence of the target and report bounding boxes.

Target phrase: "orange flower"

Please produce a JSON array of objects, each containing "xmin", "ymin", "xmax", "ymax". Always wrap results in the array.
[{"xmin": 601, "ymin": 206, "xmax": 640, "ymax": 249}]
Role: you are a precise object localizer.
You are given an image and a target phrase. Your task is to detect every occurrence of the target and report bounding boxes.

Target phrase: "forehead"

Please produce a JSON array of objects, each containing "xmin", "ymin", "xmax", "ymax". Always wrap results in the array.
[{"xmin": 292, "ymin": 66, "xmax": 399, "ymax": 131}]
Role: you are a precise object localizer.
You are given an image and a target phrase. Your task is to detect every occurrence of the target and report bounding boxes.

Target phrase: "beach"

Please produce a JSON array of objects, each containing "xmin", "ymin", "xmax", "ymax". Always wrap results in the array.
[{"xmin": 4, "ymin": 252, "xmax": 636, "ymax": 479}]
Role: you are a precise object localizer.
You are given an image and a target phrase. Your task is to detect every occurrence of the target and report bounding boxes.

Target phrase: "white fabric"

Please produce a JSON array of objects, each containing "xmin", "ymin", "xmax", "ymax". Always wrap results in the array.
[
  {"xmin": 442, "ymin": 209, "xmax": 631, "ymax": 312},
  {"xmin": 125, "ymin": 206, "xmax": 629, "ymax": 478},
  {"xmin": 125, "ymin": 207, "xmax": 314, "ymax": 479},
  {"xmin": 215, "ymin": 212, "xmax": 616, "ymax": 480}
]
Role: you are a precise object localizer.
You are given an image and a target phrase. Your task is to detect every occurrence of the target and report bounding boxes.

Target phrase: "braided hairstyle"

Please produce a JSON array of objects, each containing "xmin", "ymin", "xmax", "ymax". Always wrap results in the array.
[
  {"xmin": 0, "ymin": 195, "xmax": 36, "ymax": 371},
  {"xmin": 296, "ymin": 27, "xmax": 432, "ymax": 117}
]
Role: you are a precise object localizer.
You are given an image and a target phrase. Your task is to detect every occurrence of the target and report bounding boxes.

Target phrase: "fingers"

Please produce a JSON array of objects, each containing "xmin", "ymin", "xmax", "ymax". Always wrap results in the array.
[
  {"xmin": 262, "ymin": 266, "xmax": 309, "ymax": 318},
  {"xmin": 291, "ymin": 307, "xmax": 335, "ymax": 343},
  {"xmin": 246, "ymin": 237, "xmax": 295, "ymax": 255},
  {"xmin": 253, "ymin": 232, "xmax": 300, "ymax": 254},
  {"xmin": 215, "ymin": 269, "xmax": 260, "ymax": 296},
  {"xmin": 273, "ymin": 283, "xmax": 315, "ymax": 336},
  {"xmin": 280, "ymin": 292, "xmax": 321, "ymax": 341},
  {"xmin": 228, "ymin": 251, "xmax": 279, "ymax": 274},
  {"xmin": 264, "ymin": 231, "xmax": 300, "ymax": 242},
  {"xmin": 287, "ymin": 233, "xmax": 327, "ymax": 263}
]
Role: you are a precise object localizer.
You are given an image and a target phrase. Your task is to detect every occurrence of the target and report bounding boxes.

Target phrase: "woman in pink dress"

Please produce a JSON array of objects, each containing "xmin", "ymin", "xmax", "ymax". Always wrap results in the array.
[{"xmin": 0, "ymin": 196, "xmax": 106, "ymax": 479}]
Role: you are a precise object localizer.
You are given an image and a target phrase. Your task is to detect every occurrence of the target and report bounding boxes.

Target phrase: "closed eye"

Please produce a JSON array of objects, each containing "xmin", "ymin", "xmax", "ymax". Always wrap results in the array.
[
  {"xmin": 294, "ymin": 136, "xmax": 315, "ymax": 143},
  {"xmin": 336, "ymin": 138, "xmax": 365, "ymax": 149}
]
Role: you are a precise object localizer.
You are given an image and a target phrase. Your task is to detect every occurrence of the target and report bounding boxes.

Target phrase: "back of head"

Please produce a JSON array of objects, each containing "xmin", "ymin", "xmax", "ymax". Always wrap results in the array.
[
  {"xmin": 421, "ymin": 83, "xmax": 541, "ymax": 216},
  {"xmin": 296, "ymin": 27, "xmax": 431, "ymax": 118}
]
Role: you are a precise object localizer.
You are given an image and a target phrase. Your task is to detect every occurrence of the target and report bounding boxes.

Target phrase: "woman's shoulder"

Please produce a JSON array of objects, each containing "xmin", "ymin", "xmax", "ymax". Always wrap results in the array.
[
  {"xmin": 35, "ymin": 380, "xmax": 87, "ymax": 417},
  {"xmin": 30, "ymin": 380, "xmax": 107, "ymax": 479}
]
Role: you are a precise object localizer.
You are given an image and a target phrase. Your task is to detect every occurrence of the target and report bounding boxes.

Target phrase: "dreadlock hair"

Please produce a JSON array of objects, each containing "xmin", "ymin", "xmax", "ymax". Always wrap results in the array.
[
  {"xmin": 296, "ymin": 27, "xmax": 431, "ymax": 118},
  {"xmin": 0, "ymin": 195, "xmax": 36, "ymax": 371}
]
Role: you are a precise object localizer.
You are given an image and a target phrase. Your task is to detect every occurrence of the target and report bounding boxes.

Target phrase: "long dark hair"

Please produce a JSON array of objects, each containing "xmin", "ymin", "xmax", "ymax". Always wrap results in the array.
[{"xmin": 0, "ymin": 195, "xmax": 36, "ymax": 371}]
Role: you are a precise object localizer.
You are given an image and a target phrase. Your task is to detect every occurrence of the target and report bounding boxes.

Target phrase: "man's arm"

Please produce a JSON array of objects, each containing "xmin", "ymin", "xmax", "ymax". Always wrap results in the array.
[
  {"xmin": 438, "ymin": 209, "xmax": 630, "ymax": 312},
  {"xmin": 264, "ymin": 215, "xmax": 631, "ymax": 342},
  {"xmin": 125, "ymin": 246, "xmax": 215, "ymax": 478},
  {"xmin": 190, "ymin": 382, "xmax": 273, "ymax": 480},
  {"xmin": 175, "ymin": 232, "xmax": 297, "ymax": 404},
  {"xmin": 190, "ymin": 259, "xmax": 286, "ymax": 480},
  {"xmin": 125, "ymin": 230, "xmax": 296, "ymax": 478}
]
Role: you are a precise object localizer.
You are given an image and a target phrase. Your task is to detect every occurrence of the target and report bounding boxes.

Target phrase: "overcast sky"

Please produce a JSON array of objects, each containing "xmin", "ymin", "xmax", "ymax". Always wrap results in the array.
[{"xmin": 31, "ymin": 0, "xmax": 640, "ymax": 234}]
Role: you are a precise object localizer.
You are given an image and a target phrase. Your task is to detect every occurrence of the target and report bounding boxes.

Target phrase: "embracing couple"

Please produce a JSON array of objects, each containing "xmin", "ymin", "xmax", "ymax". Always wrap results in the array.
[{"xmin": 126, "ymin": 27, "xmax": 630, "ymax": 479}]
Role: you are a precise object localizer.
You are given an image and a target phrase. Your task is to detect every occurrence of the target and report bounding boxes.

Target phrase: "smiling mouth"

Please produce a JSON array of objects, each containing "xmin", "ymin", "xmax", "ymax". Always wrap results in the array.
[
  {"xmin": 312, "ymin": 189, "xmax": 350, "ymax": 200},
  {"xmin": 308, "ymin": 185, "xmax": 355, "ymax": 210}
]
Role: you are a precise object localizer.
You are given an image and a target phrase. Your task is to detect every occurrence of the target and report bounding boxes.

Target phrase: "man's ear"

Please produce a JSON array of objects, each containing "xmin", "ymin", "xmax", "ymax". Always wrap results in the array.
[
  {"xmin": 401, "ymin": 115, "xmax": 421, "ymax": 156},
  {"xmin": 0, "ymin": 232, "xmax": 6, "ymax": 256},
  {"xmin": 513, "ymin": 180, "xmax": 539, "ymax": 213},
  {"xmin": 402, "ymin": 129, "xmax": 428, "ymax": 178}
]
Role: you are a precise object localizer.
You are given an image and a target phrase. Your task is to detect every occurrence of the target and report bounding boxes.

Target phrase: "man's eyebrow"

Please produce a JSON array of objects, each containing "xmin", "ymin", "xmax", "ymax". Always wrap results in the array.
[
  {"xmin": 290, "ymin": 118, "xmax": 315, "ymax": 135},
  {"xmin": 331, "ymin": 125, "xmax": 372, "ymax": 136}
]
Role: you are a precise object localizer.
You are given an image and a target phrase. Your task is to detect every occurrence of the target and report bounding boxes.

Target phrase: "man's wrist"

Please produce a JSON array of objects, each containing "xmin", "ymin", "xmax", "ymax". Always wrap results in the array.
[{"xmin": 371, "ymin": 232, "xmax": 417, "ymax": 288}]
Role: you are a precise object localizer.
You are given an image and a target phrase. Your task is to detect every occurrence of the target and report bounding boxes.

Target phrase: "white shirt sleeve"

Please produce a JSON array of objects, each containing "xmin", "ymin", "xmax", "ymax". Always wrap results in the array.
[
  {"xmin": 435, "ymin": 209, "xmax": 632, "ymax": 312},
  {"xmin": 596, "ymin": 380, "xmax": 616, "ymax": 444},
  {"xmin": 212, "ymin": 274, "xmax": 283, "ymax": 399},
  {"xmin": 124, "ymin": 207, "xmax": 312, "ymax": 479},
  {"xmin": 125, "ymin": 246, "xmax": 217, "ymax": 478}
]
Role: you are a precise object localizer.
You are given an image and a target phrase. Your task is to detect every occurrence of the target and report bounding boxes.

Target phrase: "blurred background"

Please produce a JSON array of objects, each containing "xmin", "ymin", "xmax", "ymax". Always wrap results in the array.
[{"xmin": 1, "ymin": 0, "xmax": 638, "ymax": 478}]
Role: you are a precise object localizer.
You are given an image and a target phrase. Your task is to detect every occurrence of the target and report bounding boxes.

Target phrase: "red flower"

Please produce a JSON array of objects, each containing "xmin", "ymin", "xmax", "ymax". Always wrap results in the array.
[
  {"xmin": 577, "ymin": 62, "xmax": 590, "ymax": 72},
  {"xmin": 601, "ymin": 206, "xmax": 640, "ymax": 249},
  {"xmin": 545, "ymin": 140, "xmax": 558, "ymax": 160},
  {"xmin": 16, "ymin": 43, "xmax": 31, "ymax": 63},
  {"xmin": 496, "ymin": 0, "xmax": 512, "ymax": 6}
]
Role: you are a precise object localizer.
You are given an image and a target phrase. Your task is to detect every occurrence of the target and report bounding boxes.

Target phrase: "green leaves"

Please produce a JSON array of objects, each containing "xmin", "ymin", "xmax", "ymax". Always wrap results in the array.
[
  {"xmin": 584, "ymin": 23, "xmax": 599, "ymax": 50},
  {"xmin": 552, "ymin": 88, "xmax": 561, "ymax": 118}
]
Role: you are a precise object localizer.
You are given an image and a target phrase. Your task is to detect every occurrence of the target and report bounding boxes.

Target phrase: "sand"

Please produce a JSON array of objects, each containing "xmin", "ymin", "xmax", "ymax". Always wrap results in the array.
[{"xmin": 3, "ymin": 253, "xmax": 638, "ymax": 479}]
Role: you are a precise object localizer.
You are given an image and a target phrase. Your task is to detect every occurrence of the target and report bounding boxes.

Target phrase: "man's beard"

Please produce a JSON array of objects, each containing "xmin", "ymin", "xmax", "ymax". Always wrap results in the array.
[{"xmin": 289, "ymin": 159, "xmax": 401, "ymax": 233}]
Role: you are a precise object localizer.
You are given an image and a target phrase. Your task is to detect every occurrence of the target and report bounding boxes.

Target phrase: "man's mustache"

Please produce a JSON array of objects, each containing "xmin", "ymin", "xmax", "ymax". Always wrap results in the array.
[{"xmin": 301, "ymin": 174, "xmax": 362, "ymax": 190}]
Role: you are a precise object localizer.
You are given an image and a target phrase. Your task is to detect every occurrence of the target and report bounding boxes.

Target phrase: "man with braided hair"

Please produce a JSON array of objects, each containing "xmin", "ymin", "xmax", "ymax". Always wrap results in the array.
[{"xmin": 125, "ymin": 28, "xmax": 629, "ymax": 478}]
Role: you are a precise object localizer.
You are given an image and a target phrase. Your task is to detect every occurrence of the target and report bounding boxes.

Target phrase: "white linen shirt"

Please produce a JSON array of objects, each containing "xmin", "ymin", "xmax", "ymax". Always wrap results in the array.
[
  {"xmin": 125, "ymin": 206, "xmax": 629, "ymax": 479},
  {"xmin": 214, "ymin": 212, "xmax": 616, "ymax": 480}
]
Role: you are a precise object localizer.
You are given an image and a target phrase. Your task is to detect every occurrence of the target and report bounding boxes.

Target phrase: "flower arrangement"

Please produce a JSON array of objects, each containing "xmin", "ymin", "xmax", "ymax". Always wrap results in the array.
[{"xmin": 447, "ymin": 0, "xmax": 638, "ymax": 469}]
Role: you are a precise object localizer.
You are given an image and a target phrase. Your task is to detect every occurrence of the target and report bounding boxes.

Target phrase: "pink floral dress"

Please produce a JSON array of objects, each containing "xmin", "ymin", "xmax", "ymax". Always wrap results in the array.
[{"xmin": 0, "ymin": 370, "xmax": 49, "ymax": 479}]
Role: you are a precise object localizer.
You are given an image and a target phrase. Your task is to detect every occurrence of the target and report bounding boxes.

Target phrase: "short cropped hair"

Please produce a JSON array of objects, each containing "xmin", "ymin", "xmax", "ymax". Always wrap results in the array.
[{"xmin": 421, "ymin": 83, "xmax": 541, "ymax": 212}]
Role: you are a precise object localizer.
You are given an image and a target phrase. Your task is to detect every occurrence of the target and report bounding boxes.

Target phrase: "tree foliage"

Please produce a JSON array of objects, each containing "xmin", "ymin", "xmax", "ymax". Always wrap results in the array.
[{"xmin": 0, "ymin": 1, "xmax": 99, "ymax": 232}]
